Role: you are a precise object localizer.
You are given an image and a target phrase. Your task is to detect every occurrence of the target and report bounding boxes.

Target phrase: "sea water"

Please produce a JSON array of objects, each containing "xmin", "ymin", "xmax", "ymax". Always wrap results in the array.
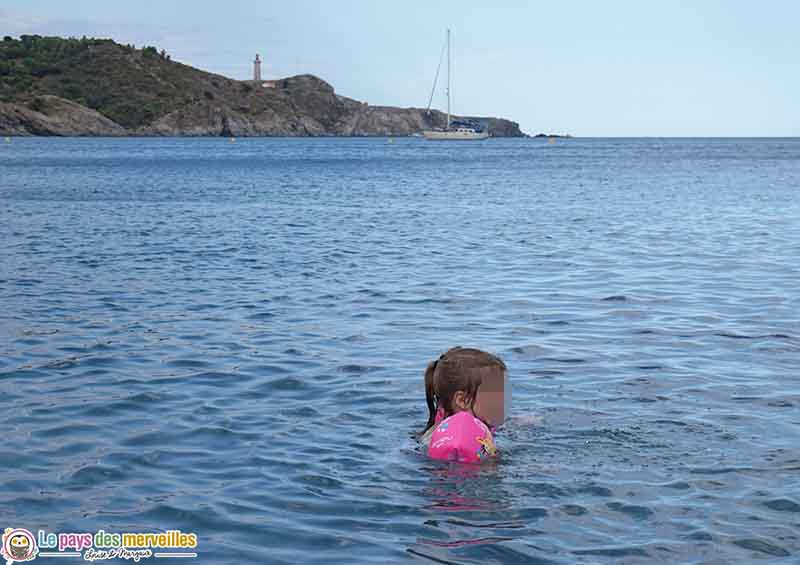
[{"xmin": 1, "ymin": 137, "xmax": 799, "ymax": 563}]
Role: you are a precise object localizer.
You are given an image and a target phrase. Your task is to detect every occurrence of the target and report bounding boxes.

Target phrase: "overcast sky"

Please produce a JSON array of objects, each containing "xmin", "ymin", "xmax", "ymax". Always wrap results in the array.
[{"xmin": 3, "ymin": 0, "xmax": 798, "ymax": 136}]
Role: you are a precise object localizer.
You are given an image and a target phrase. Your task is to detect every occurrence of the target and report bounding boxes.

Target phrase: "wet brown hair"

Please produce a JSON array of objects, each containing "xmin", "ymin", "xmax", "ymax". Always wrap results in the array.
[{"xmin": 422, "ymin": 346, "xmax": 507, "ymax": 434}]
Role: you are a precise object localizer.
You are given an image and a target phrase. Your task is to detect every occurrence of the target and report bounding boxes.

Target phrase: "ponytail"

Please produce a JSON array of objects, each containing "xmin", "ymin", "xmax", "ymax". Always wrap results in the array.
[{"xmin": 423, "ymin": 359, "xmax": 439, "ymax": 434}]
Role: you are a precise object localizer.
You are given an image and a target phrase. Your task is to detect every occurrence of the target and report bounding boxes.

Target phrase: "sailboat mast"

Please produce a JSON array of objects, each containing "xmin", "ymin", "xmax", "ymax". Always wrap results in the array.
[{"xmin": 446, "ymin": 28, "xmax": 451, "ymax": 130}]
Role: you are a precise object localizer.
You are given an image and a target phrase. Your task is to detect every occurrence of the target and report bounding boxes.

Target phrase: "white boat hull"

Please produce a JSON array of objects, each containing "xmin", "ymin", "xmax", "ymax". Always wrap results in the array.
[{"xmin": 422, "ymin": 130, "xmax": 490, "ymax": 140}]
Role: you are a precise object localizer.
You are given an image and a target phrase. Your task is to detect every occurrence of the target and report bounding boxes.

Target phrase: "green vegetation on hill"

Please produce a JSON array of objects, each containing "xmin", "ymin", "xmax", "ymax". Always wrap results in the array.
[{"xmin": 0, "ymin": 35, "xmax": 236, "ymax": 128}]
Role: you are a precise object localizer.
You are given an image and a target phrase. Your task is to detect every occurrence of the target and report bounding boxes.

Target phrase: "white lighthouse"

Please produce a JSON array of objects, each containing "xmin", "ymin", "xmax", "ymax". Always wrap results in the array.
[{"xmin": 253, "ymin": 54, "xmax": 262, "ymax": 81}]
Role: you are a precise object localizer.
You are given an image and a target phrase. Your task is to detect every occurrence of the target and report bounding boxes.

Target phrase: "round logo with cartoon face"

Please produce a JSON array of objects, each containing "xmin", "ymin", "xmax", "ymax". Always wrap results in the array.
[{"xmin": 2, "ymin": 528, "xmax": 38, "ymax": 563}]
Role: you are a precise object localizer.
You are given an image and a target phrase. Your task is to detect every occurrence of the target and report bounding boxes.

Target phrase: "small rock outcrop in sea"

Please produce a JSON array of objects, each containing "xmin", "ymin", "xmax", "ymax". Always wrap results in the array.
[{"xmin": 0, "ymin": 36, "xmax": 525, "ymax": 137}]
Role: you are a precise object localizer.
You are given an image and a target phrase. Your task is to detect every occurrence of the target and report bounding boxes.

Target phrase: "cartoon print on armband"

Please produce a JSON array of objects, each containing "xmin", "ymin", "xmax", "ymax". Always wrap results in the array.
[{"xmin": 475, "ymin": 434, "xmax": 497, "ymax": 459}]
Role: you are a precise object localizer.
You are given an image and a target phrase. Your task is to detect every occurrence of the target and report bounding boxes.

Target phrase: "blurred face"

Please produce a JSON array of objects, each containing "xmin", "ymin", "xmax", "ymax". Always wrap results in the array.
[{"xmin": 473, "ymin": 369, "xmax": 509, "ymax": 427}]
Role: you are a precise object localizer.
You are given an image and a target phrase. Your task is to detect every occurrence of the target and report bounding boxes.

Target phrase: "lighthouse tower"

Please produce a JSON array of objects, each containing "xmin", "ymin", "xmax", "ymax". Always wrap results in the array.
[{"xmin": 253, "ymin": 54, "xmax": 262, "ymax": 81}]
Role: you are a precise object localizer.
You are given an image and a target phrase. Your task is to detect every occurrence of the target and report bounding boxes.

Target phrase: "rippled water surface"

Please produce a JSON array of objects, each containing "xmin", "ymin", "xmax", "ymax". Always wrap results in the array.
[{"xmin": 2, "ymin": 137, "xmax": 800, "ymax": 563}]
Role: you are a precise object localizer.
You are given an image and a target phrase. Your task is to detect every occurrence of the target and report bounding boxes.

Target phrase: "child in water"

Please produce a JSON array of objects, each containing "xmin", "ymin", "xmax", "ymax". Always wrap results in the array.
[{"xmin": 420, "ymin": 347, "xmax": 508, "ymax": 463}]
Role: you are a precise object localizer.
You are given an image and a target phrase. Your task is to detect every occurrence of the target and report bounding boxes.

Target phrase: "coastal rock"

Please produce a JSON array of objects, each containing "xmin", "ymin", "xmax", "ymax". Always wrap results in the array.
[
  {"xmin": 0, "ymin": 95, "xmax": 126, "ymax": 136},
  {"xmin": 135, "ymin": 79, "xmax": 523, "ymax": 138}
]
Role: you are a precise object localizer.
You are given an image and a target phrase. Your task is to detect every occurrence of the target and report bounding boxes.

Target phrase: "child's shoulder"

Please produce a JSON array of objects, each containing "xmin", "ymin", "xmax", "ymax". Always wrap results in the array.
[
  {"xmin": 437, "ymin": 410, "xmax": 488, "ymax": 432},
  {"xmin": 428, "ymin": 411, "xmax": 496, "ymax": 463}
]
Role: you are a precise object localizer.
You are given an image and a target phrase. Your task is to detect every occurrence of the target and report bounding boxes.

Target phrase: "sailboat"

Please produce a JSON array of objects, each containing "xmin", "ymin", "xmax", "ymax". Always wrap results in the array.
[{"xmin": 423, "ymin": 29, "xmax": 489, "ymax": 140}]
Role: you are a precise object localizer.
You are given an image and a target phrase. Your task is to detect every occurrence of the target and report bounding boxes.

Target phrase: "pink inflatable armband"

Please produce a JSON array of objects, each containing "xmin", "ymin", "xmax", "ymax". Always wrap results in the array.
[{"xmin": 427, "ymin": 411, "xmax": 497, "ymax": 464}]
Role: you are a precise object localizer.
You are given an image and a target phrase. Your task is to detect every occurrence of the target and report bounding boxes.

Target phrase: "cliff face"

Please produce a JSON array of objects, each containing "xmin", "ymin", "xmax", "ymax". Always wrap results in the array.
[
  {"xmin": 141, "ymin": 75, "xmax": 523, "ymax": 137},
  {"xmin": 0, "ymin": 36, "xmax": 524, "ymax": 137}
]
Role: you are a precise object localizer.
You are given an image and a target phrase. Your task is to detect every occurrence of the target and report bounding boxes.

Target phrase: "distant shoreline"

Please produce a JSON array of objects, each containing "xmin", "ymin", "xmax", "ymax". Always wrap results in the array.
[{"xmin": 0, "ymin": 36, "xmax": 526, "ymax": 138}]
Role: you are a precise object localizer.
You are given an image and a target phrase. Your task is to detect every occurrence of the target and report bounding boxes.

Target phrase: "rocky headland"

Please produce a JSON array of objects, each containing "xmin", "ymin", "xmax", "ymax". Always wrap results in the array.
[{"xmin": 0, "ymin": 36, "xmax": 525, "ymax": 137}]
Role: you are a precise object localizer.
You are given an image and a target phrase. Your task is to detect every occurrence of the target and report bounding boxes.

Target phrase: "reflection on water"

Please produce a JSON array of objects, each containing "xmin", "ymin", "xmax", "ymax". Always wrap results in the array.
[{"xmin": 2, "ymin": 137, "xmax": 800, "ymax": 563}]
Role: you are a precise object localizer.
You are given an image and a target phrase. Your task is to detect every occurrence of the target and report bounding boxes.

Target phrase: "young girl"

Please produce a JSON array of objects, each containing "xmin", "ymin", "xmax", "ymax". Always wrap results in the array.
[{"xmin": 420, "ymin": 347, "xmax": 508, "ymax": 463}]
